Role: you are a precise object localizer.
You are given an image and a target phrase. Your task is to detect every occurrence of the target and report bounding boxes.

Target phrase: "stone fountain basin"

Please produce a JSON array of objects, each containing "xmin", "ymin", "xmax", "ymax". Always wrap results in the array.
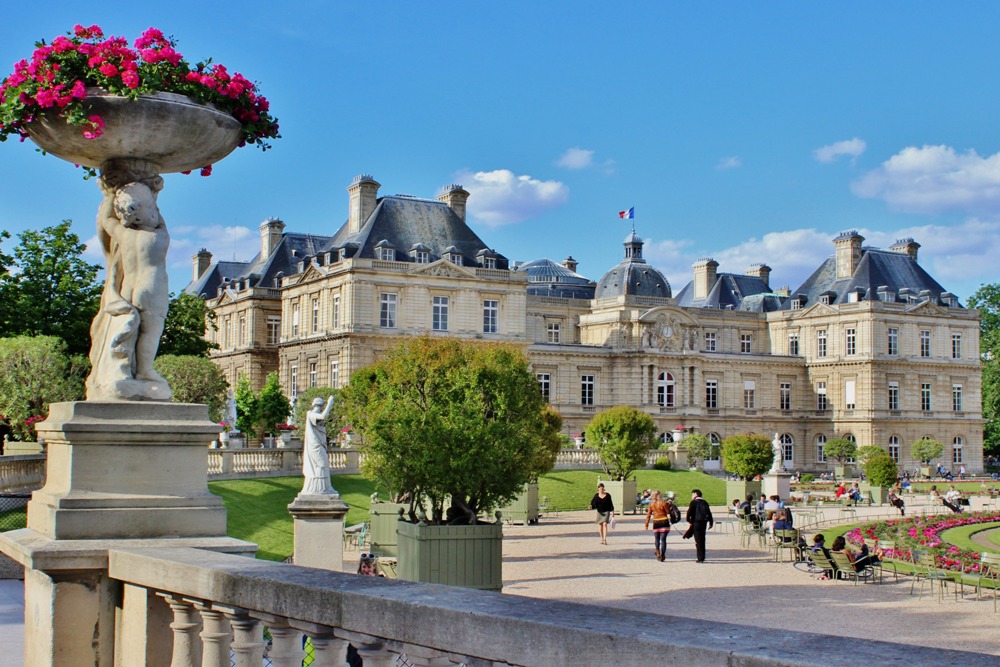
[{"xmin": 28, "ymin": 90, "xmax": 242, "ymax": 173}]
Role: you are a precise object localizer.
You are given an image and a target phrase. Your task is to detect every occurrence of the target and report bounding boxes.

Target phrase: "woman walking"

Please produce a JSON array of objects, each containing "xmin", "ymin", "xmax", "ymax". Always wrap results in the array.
[
  {"xmin": 644, "ymin": 490, "xmax": 670, "ymax": 561},
  {"xmin": 589, "ymin": 483, "xmax": 615, "ymax": 545}
]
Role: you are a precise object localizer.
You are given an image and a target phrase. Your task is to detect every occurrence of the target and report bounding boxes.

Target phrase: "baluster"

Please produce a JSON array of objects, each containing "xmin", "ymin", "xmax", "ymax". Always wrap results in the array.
[
  {"xmin": 308, "ymin": 634, "xmax": 351, "ymax": 667},
  {"xmin": 267, "ymin": 624, "xmax": 304, "ymax": 667},
  {"xmin": 216, "ymin": 606, "xmax": 265, "ymax": 667},
  {"xmin": 190, "ymin": 600, "xmax": 231, "ymax": 667},
  {"xmin": 158, "ymin": 594, "xmax": 201, "ymax": 667},
  {"xmin": 353, "ymin": 639, "xmax": 401, "ymax": 667}
]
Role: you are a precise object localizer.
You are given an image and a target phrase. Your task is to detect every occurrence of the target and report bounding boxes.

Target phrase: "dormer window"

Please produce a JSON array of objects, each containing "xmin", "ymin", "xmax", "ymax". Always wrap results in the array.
[
  {"xmin": 443, "ymin": 246, "xmax": 462, "ymax": 265},
  {"xmin": 374, "ymin": 240, "xmax": 395, "ymax": 262},
  {"xmin": 483, "ymin": 256, "xmax": 496, "ymax": 269},
  {"xmin": 790, "ymin": 295, "xmax": 807, "ymax": 310},
  {"xmin": 409, "ymin": 243, "xmax": 431, "ymax": 264},
  {"xmin": 476, "ymin": 248, "xmax": 497, "ymax": 269},
  {"xmin": 819, "ymin": 291, "xmax": 835, "ymax": 305}
]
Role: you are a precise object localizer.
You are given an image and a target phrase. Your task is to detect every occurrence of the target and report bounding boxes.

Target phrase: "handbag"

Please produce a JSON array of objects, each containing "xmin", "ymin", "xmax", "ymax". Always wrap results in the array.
[
  {"xmin": 682, "ymin": 524, "xmax": 694, "ymax": 539},
  {"xmin": 609, "ymin": 512, "xmax": 617, "ymax": 529}
]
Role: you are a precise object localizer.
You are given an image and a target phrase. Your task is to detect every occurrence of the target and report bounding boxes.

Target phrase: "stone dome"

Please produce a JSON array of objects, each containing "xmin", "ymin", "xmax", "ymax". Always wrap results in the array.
[{"xmin": 594, "ymin": 231, "xmax": 671, "ymax": 299}]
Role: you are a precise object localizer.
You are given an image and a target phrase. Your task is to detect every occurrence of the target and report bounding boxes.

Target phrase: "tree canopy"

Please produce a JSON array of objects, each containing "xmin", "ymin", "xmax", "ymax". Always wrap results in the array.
[
  {"xmin": 585, "ymin": 405, "xmax": 656, "ymax": 480},
  {"xmin": 0, "ymin": 336, "xmax": 86, "ymax": 441},
  {"xmin": 153, "ymin": 354, "xmax": 229, "ymax": 422},
  {"xmin": 158, "ymin": 292, "xmax": 219, "ymax": 358},
  {"xmin": 341, "ymin": 336, "xmax": 549, "ymax": 524},
  {"xmin": 720, "ymin": 433, "xmax": 773, "ymax": 480},
  {"xmin": 912, "ymin": 437, "xmax": 944, "ymax": 464},
  {"xmin": 679, "ymin": 433, "xmax": 713, "ymax": 468},
  {"xmin": 864, "ymin": 451, "xmax": 898, "ymax": 487},
  {"xmin": 823, "ymin": 437, "xmax": 857, "ymax": 465},
  {"xmin": 969, "ymin": 282, "xmax": 1000, "ymax": 455}
]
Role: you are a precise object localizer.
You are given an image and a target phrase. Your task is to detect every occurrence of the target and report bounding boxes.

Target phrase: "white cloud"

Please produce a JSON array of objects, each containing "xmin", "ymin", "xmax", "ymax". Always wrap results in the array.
[
  {"xmin": 814, "ymin": 137, "xmax": 867, "ymax": 164},
  {"xmin": 852, "ymin": 144, "xmax": 1000, "ymax": 215},
  {"xmin": 167, "ymin": 223, "xmax": 261, "ymax": 275},
  {"xmin": 556, "ymin": 148, "xmax": 594, "ymax": 170},
  {"xmin": 458, "ymin": 169, "xmax": 570, "ymax": 226},
  {"xmin": 716, "ymin": 156, "xmax": 741, "ymax": 171}
]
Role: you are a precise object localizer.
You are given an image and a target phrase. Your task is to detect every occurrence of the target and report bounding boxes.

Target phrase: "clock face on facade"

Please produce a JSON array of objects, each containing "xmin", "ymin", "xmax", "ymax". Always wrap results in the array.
[{"xmin": 662, "ymin": 325, "xmax": 673, "ymax": 338}]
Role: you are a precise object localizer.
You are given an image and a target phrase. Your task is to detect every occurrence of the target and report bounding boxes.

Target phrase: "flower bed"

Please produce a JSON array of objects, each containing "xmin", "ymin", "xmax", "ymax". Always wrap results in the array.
[{"xmin": 846, "ymin": 510, "xmax": 1000, "ymax": 572}]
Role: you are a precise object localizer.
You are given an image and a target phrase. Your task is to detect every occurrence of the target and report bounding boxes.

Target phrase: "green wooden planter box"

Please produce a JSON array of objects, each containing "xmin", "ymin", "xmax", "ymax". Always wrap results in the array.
[
  {"xmin": 396, "ymin": 521, "xmax": 503, "ymax": 591},
  {"xmin": 860, "ymin": 483, "xmax": 889, "ymax": 505},
  {"xmin": 600, "ymin": 478, "xmax": 638, "ymax": 515},
  {"xmin": 498, "ymin": 483, "xmax": 539, "ymax": 524},
  {"xmin": 726, "ymin": 480, "xmax": 762, "ymax": 506},
  {"xmin": 369, "ymin": 502, "xmax": 409, "ymax": 557},
  {"xmin": 834, "ymin": 465, "xmax": 855, "ymax": 481}
]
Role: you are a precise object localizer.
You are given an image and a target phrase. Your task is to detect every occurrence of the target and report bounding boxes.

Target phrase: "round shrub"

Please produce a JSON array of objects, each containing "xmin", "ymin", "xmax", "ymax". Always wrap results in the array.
[
  {"xmin": 800, "ymin": 473, "xmax": 815, "ymax": 483},
  {"xmin": 653, "ymin": 456, "xmax": 672, "ymax": 471}
]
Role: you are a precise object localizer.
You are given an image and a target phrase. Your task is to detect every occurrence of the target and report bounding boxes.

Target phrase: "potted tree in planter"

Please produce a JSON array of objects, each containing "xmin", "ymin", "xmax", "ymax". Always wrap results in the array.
[
  {"xmin": 862, "ymin": 451, "xmax": 897, "ymax": 505},
  {"xmin": 585, "ymin": 406, "xmax": 656, "ymax": 515},
  {"xmin": 824, "ymin": 437, "xmax": 857, "ymax": 481},
  {"xmin": 721, "ymin": 433, "xmax": 773, "ymax": 502},
  {"xmin": 912, "ymin": 437, "xmax": 944, "ymax": 479},
  {"xmin": 341, "ymin": 336, "xmax": 550, "ymax": 591},
  {"xmin": 679, "ymin": 433, "xmax": 713, "ymax": 471}
]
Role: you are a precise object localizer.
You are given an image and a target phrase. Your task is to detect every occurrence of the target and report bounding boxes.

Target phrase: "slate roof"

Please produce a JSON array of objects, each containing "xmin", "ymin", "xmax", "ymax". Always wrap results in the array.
[
  {"xmin": 674, "ymin": 273, "xmax": 783, "ymax": 312},
  {"xmin": 517, "ymin": 258, "xmax": 596, "ymax": 299},
  {"xmin": 594, "ymin": 232, "xmax": 671, "ymax": 299},
  {"xmin": 781, "ymin": 248, "xmax": 960, "ymax": 309}
]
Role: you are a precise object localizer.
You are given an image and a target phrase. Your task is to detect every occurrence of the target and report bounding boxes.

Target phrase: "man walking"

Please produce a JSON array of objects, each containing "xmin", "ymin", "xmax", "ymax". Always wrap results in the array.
[{"xmin": 686, "ymin": 489, "xmax": 714, "ymax": 563}]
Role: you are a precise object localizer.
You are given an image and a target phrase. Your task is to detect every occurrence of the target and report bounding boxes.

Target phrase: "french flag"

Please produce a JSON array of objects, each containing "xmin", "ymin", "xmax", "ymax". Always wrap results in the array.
[{"xmin": 619, "ymin": 207, "xmax": 634, "ymax": 219}]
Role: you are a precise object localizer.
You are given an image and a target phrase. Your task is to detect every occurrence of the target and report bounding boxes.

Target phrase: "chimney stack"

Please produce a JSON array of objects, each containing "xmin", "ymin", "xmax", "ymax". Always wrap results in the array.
[
  {"xmin": 192, "ymin": 248, "xmax": 212, "ymax": 282},
  {"xmin": 259, "ymin": 217, "xmax": 286, "ymax": 259},
  {"xmin": 562, "ymin": 256, "xmax": 579, "ymax": 273},
  {"xmin": 746, "ymin": 263, "xmax": 771, "ymax": 289},
  {"xmin": 692, "ymin": 258, "xmax": 719, "ymax": 300},
  {"xmin": 889, "ymin": 237, "xmax": 920, "ymax": 263},
  {"xmin": 348, "ymin": 174, "xmax": 380, "ymax": 233},
  {"xmin": 437, "ymin": 184, "xmax": 470, "ymax": 222},
  {"xmin": 833, "ymin": 230, "xmax": 864, "ymax": 279}
]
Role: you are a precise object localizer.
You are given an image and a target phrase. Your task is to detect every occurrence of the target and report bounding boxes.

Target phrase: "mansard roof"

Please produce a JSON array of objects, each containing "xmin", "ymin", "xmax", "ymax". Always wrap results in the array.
[
  {"xmin": 517, "ymin": 258, "xmax": 596, "ymax": 299},
  {"xmin": 782, "ymin": 248, "xmax": 959, "ymax": 309},
  {"xmin": 674, "ymin": 273, "xmax": 782, "ymax": 312},
  {"xmin": 324, "ymin": 196, "xmax": 508, "ymax": 269}
]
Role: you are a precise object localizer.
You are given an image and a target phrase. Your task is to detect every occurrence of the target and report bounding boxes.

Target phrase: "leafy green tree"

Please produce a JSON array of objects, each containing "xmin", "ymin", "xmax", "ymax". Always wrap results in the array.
[
  {"xmin": 158, "ymin": 293, "xmax": 219, "ymax": 357},
  {"xmin": 720, "ymin": 433, "xmax": 773, "ymax": 480},
  {"xmin": 530, "ymin": 406, "xmax": 564, "ymax": 481},
  {"xmin": 679, "ymin": 433, "xmax": 712, "ymax": 468},
  {"xmin": 856, "ymin": 444, "xmax": 888, "ymax": 468},
  {"xmin": 912, "ymin": 437, "xmax": 944, "ymax": 464},
  {"xmin": 153, "ymin": 355, "xmax": 229, "ymax": 422},
  {"xmin": 969, "ymin": 283, "xmax": 1000, "ymax": 455},
  {"xmin": 257, "ymin": 371, "xmax": 291, "ymax": 435},
  {"xmin": 341, "ymin": 336, "xmax": 548, "ymax": 524},
  {"xmin": 2, "ymin": 222, "xmax": 101, "ymax": 356},
  {"xmin": 864, "ymin": 452, "xmax": 898, "ymax": 487},
  {"xmin": 824, "ymin": 437, "xmax": 857, "ymax": 465},
  {"xmin": 0, "ymin": 336, "xmax": 86, "ymax": 441},
  {"xmin": 585, "ymin": 405, "xmax": 657, "ymax": 481},
  {"xmin": 233, "ymin": 375, "xmax": 259, "ymax": 438}
]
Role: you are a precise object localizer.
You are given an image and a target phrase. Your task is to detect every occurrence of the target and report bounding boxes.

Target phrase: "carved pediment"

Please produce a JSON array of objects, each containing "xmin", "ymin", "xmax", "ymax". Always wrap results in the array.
[
  {"xmin": 409, "ymin": 259, "xmax": 476, "ymax": 279},
  {"xmin": 287, "ymin": 264, "xmax": 326, "ymax": 286},
  {"xmin": 904, "ymin": 300, "xmax": 949, "ymax": 316},
  {"xmin": 796, "ymin": 302, "xmax": 838, "ymax": 317},
  {"xmin": 637, "ymin": 307, "xmax": 697, "ymax": 352}
]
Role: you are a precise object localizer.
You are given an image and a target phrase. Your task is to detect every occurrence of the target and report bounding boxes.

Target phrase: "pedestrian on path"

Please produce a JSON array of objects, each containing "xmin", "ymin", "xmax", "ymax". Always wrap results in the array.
[
  {"xmin": 589, "ymin": 483, "xmax": 615, "ymax": 545},
  {"xmin": 685, "ymin": 489, "xmax": 714, "ymax": 563},
  {"xmin": 643, "ymin": 490, "xmax": 670, "ymax": 561}
]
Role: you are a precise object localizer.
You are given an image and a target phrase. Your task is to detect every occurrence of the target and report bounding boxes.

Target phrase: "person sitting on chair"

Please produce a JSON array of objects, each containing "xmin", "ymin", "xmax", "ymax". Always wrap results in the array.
[
  {"xmin": 888, "ymin": 490, "xmax": 906, "ymax": 516},
  {"xmin": 831, "ymin": 536, "xmax": 862, "ymax": 572}
]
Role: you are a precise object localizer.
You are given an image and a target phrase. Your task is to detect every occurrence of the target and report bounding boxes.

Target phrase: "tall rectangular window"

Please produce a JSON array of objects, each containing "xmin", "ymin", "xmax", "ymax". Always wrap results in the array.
[
  {"xmin": 432, "ymin": 296, "xmax": 449, "ymax": 331},
  {"xmin": 332, "ymin": 294, "xmax": 341, "ymax": 328},
  {"xmin": 845, "ymin": 328, "xmax": 856, "ymax": 356},
  {"xmin": 952, "ymin": 333, "xmax": 962, "ymax": 359},
  {"xmin": 921, "ymin": 382, "xmax": 932, "ymax": 411},
  {"xmin": 380, "ymin": 293, "xmax": 397, "ymax": 329},
  {"xmin": 740, "ymin": 334, "xmax": 752, "ymax": 354},
  {"xmin": 704, "ymin": 331, "xmax": 717, "ymax": 352},
  {"xmin": 788, "ymin": 333, "xmax": 799, "ymax": 356},
  {"xmin": 483, "ymin": 300, "xmax": 499, "ymax": 334},
  {"xmin": 953, "ymin": 437, "xmax": 964, "ymax": 464},
  {"xmin": 312, "ymin": 298, "xmax": 319, "ymax": 333},
  {"xmin": 292, "ymin": 304, "xmax": 300, "ymax": 336},
  {"xmin": 705, "ymin": 380, "xmax": 718, "ymax": 409},
  {"xmin": 817, "ymin": 330, "xmax": 827, "ymax": 358},
  {"xmin": 920, "ymin": 329, "xmax": 931, "ymax": 357},
  {"xmin": 953, "ymin": 384, "xmax": 963, "ymax": 412},
  {"xmin": 817, "ymin": 382, "xmax": 827, "ymax": 411},
  {"xmin": 266, "ymin": 316, "xmax": 280, "ymax": 345},
  {"xmin": 547, "ymin": 322, "xmax": 561, "ymax": 343},
  {"xmin": 845, "ymin": 379, "xmax": 856, "ymax": 411},
  {"xmin": 743, "ymin": 380, "xmax": 756, "ymax": 409},
  {"xmin": 330, "ymin": 359, "xmax": 339, "ymax": 388},
  {"xmin": 239, "ymin": 316, "xmax": 247, "ymax": 345},
  {"xmin": 290, "ymin": 365, "xmax": 298, "ymax": 403},
  {"xmin": 581, "ymin": 375, "xmax": 595, "ymax": 406},
  {"xmin": 888, "ymin": 381, "xmax": 899, "ymax": 411},
  {"xmin": 780, "ymin": 382, "xmax": 791, "ymax": 411},
  {"xmin": 887, "ymin": 327, "xmax": 899, "ymax": 356},
  {"xmin": 537, "ymin": 373, "xmax": 551, "ymax": 402},
  {"xmin": 889, "ymin": 437, "xmax": 900, "ymax": 463},
  {"xmin": 309, "ymin": 362, "xmax": 317, "ymax": 388},
  {"xmin": 816, "ymin": 436, "xmax": 827, "ymax": 463}
]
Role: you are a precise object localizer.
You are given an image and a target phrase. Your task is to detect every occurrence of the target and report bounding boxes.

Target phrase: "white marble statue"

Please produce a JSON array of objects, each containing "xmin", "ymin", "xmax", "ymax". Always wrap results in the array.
[
  {"xmin": 770, "ymin": 432, "xmax": 783, "ymax": 473},
  {"xmin": 226, "ymin": 389, "xmax": 239, "ymax": 433},
  {"xmin": 301, "ymin": 395, "xmax": 336, "ymax": 495},
  {"xmin": 86, "ymin": 161, "xmax": 171, "ymax": 401}
]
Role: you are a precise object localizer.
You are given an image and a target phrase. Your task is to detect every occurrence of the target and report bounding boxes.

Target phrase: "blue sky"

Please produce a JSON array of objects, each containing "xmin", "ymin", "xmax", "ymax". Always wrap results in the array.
[{"xmin": 2, "ymin": 2, "xmax": 999, "ymax": 301}]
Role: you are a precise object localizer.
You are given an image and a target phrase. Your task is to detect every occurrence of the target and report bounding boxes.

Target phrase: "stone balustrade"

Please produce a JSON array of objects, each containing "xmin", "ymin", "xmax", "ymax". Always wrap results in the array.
[{"xmin": 0, "ymin": 454, "xmax": 46, "ymax": 492}]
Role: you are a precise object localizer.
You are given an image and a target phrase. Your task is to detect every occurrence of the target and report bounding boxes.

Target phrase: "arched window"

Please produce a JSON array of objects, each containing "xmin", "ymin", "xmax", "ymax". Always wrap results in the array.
[
  {"xmin": 888, "ymin": 435, "xmax": 900, "ymax": 463},
  {"xmin": 657, "ymin": 372, "xmax": 675, "ymax": 408},
  {"xmin": 843, "ymin": 433, "xmax": 857, "ymax": 463},
  {"xmin": 953, "ymin": 436, "xmax": 964, "ymax": 465},
  {"xmin": 780, "ymin": 433, "xmax": 794, "ymax": 464},
  {"xmin": 815, "ymin": 434, "xmax": 827, "ymax": 463},
  {"xmin": 706, "ymin": 432, "xmax": 721, "ymax": 461},
  {"xmin": 659, "ymin": 432, "xmax": 670, "ymax": 445}
]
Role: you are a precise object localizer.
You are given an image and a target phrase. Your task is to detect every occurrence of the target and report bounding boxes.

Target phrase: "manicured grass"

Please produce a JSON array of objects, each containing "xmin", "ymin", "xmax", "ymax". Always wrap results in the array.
[
  {"xmin": 538, "ymin": 469, "xmax": 725, "ymax": 513},
  {"xmin": 939, "ymin": 522, "xmax": 1000, "ymax": 555},
  {"xmin": 817, "ymin": 523, "xmax": 861, "ymax": 545}
]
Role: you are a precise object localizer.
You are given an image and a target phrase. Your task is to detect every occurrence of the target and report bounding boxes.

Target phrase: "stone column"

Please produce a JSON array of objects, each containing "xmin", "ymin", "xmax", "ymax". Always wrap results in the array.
[{"xmin": 287, "ymin": 493, "xmax": 350, "ymax": 571}]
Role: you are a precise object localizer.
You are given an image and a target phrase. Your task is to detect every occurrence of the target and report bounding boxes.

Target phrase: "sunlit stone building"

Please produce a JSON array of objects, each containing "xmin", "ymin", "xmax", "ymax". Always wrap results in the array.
[{"xmin": 186, "ymin": 175, "xmax": 984, "ymax": 472}]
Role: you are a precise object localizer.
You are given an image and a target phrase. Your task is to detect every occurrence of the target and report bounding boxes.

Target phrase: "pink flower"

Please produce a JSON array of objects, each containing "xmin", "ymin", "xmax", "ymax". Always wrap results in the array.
[
  {"xmin": 121, "ymin": 70, "xmax": 140, "ymax": 89},
  {"xmin": 82, "ymin": 114, "xmax": 105, "ymax": 140},
  {"xmin": 71, "ymin": 80, "xmax": 86, "ymax": 98},
  {"xmin": 99, "ymin": 62, "xmax": 118, "ymax": 77}
]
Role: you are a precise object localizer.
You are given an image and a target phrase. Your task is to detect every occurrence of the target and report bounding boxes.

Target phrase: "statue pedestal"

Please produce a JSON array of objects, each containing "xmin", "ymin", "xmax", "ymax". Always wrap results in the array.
[
  {"xmin": 288, "ymin": 493, "xmax": 349, "ymax": 571},
  {"xmin": 668, "ymin": 444, "xmax": 689, "ymax": 470},
  {"xmin": 762, "ymin": 471, "xmax": 792, "ymax": 501}
]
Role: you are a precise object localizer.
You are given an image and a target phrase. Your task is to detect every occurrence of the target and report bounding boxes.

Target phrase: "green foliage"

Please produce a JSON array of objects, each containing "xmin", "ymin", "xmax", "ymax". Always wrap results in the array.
[
  {"xmin": 0, "ymin": 336, "xmax": 86, "ymax": 441},
  {"xmin": 679, "ymin": 433, "xmax": 712, "ymax": 468},
  {"xmin": 585, "ymin": 405, "xmax": 656, "ymax": 480},
  {"xmin": 864, "ymin": 453, "xmax": 898, "ymax": 487},
  {"xmin": 257, "ymin": 372, "xmax": 291, "ymax": 435},
  {"xmin": 530, "ymin": 406, "xmax": 564, "ymax": 480},
  {"xmin": 800, "ymin": 473, "xmax": 815, "ymax": 483},
  {"xmin": 653, "ymin": 456, "xmax": 672, "ymax": 471},
  {"xmin": 720, "ymin": 433, "xmax": 773, "ymax": 480},
  {"xmin": 824, "ymin": 437, "xmax": 857, "ymax": 464},
  {"xmin": 969, "ymin": 282, "xmax": 1000, "ymax": 455},
  {"xmin": 234, "ymin": 375, "xmax": 259, "ymax": 438},
  {"xmin": 912, "ymin": 437, "xmax": 944, "ymax": 464},
  {"xmin": 153, "ymin": 355, "xmax": 229, "ymax": 422},
  {"xmin": 294, "ymin": 387, "xmax": 338, "ymax": 436},
  {"xmin": 159, "ymin": 293, "xmax": 219, "ymax": 357},
  {"xmin": 856, "ymin": 445, "xmax": 888, "ymax": 468},
  {"xmin": 0, "ymin": 222, "xmax": 101, "ymax": 356},
  {"xmin": 341, "ymin": 336, "xmax": 548, "ymax": 523}
]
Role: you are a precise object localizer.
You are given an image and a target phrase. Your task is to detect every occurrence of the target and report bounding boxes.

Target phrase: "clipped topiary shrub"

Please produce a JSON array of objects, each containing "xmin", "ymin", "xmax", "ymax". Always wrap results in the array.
[
  {"xmin": 653, "ymin": 456, "xmax": 672, "ymax": 471},
  {"xmin": 800, "ymin": 473, "xmax": 815, "ymax": 483}
]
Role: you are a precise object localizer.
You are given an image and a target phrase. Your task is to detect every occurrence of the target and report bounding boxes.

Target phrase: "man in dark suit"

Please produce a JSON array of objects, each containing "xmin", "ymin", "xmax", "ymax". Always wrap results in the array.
[{"xmin": 686, "ymin": 489, "xmax": 714, "ymax": 563}]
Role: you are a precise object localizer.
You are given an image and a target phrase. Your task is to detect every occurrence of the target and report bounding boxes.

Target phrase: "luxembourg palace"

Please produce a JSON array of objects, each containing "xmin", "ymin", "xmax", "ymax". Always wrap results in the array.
[{"xmin": 186, "ymin": 175, "xmax": 984, "ymax": 472}]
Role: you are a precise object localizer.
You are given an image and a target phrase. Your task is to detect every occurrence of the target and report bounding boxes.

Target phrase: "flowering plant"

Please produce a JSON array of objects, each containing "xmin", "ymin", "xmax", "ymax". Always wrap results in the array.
[
  {"xmin": 0, "ymin": 24, "xmax": 279, "ymax": 169},
  {"xmin": 218, "ymin": 420, "xmax": 231, "ymax": 433},
  {"xmin": 276, "ymin": 423, "xmax": 297, "ymax": 432}
]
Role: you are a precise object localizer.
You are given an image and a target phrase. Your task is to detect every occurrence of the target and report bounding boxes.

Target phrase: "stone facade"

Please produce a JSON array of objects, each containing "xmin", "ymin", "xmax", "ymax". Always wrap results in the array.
[{"xmin": 187, "ymin": 176, "xmax": 984, "ymax": 472}]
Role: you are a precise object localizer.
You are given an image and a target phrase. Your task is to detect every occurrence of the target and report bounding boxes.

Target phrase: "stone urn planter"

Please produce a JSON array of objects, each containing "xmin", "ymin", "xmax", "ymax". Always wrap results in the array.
[
  {"xmin": 369, "ymin": 502, "xmax": 410, "ymax": 557},
  {"xmin": 601, "ymin": 478, "xmax": 638, "ymax": 516},
  {"xmin": 498, "ymin": 482, "xmax": 539, "ymax": 525},
  {"xmin": 219, "ymin": 431, "xmax": 231, "ymax": 448},
  {"xmin": 396, "ymin": 520, "xmax": 503, "ymax": 591}
]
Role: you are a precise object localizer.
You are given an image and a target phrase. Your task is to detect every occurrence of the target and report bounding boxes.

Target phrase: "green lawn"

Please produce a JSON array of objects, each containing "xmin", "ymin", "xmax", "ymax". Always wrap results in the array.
[{"xmin": 938, "ymin": 522, "xmax": 1000, "ymax": 555}]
